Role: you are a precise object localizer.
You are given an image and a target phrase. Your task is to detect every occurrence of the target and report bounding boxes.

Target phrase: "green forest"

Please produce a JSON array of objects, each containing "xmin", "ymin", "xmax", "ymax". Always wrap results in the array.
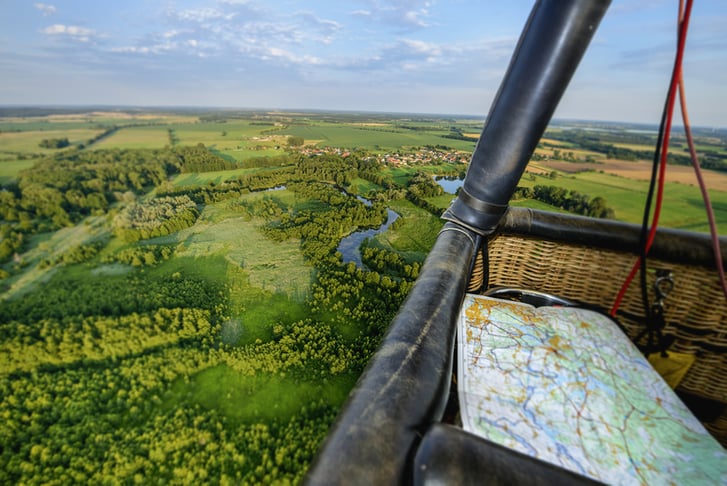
[
  {"xmin": 1, "ymin": 109, "xmax": 726, "ymax": 483},
  {"xmin": 0, "ymin": 143, "xmax": 436, "ymax": 484}
]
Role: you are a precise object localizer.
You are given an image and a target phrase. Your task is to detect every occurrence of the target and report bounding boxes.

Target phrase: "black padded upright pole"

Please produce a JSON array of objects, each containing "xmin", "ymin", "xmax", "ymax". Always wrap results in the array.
[
  {"xmin": 305, "ymin": 0, "xmax": 610, "ymax": 484},
  {"xmin": 444, "ymin": 0, "xmax": 610, "ymax": 235}
]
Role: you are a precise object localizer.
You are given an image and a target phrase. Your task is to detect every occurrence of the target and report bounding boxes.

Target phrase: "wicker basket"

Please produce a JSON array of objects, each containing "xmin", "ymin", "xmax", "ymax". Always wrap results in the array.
[{"xmin": 477, "ymin": 208, "xmax": 727, "ymax": 447}]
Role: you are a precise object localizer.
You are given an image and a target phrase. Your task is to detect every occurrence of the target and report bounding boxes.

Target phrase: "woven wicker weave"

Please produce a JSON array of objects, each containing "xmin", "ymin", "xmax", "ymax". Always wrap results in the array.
[{"xmin": 482, "ymin": 232, "xmax": 727, "ymax": 447}]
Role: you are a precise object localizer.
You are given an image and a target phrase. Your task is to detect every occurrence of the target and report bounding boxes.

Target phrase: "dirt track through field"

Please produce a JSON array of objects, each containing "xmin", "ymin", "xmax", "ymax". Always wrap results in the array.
[{"xmin": 538, "ymin": 160, "xmax": 727, "ymax": 192}]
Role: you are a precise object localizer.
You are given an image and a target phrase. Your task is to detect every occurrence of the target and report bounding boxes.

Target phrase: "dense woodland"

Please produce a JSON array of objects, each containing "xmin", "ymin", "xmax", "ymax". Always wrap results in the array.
[{"xmin": 0, "ymin": 144, "xmax": 428, "ymax": 483}]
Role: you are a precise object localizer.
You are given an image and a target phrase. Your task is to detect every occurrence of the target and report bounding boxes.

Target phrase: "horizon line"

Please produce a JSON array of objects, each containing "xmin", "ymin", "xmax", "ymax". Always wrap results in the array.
[{"xmin": 0, "ymin": 104, "xmax": 724, "ymax": 131}]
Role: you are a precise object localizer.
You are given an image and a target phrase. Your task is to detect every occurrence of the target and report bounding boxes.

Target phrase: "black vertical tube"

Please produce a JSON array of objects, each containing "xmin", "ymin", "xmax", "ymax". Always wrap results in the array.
[
  {"xmin": 444, "ymin": 0, "xmax": 610, "ymax": 235},
  {"xmin": 305, "ymin": 0, "xmax": 610, "ymax": 484}
]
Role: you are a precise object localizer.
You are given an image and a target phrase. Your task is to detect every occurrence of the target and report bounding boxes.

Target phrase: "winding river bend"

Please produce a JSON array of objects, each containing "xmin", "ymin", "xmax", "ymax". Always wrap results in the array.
[
  {"xmin": 264, "ymin": 185, "xmax": 400, "ymax": 269},
  {"xmin": 337, "ymin": 208, "xmax": 399, "ymax": 268}
]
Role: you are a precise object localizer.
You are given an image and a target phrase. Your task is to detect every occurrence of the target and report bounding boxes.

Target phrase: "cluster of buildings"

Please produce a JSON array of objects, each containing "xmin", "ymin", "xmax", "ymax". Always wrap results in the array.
[
  {"xmin": 296, "ymin": 146, "xmax": 352, "ymax": 158},
  {"xmin": 376, "ymin": 149, "xmax": 470, "ymax": 166},
  {"xmin": 295, "ymin": 145, "xmax": 469, "ymax": 166}
]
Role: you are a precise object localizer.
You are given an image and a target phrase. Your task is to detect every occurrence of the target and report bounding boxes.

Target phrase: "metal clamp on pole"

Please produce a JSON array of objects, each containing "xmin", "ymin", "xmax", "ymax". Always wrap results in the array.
[{"xmin": 444, "ymin": 0, "xmax": 610, "ymax": 235}]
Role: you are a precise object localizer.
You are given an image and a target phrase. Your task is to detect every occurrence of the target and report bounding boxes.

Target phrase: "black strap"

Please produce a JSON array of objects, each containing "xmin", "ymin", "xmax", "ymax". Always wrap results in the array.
[{"xmin": 458, "ymin": 188, "xmax": 509, "ymax": 217}]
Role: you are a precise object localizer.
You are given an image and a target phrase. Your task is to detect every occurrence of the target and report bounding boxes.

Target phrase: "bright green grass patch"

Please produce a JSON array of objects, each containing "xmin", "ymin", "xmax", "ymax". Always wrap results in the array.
[
  {"xmin": 241, "ymin": 188, "xmax": 314, "ymax": 212},
  {"xmin": 163, "ymin": 364, "xmax": 357, "ymax": 424},
  {"xmin": 171, "ymin": 166, "xmax": 290, "ymax": 187},
  {"xmin": 145, "ymin": 253, "xmax": 230, "ymax": 283},
  {"xmin": 564, "ymin": 171, "xmax": 727, "ymax": 229},
  {"xmin": 381, "ymin": 166, "xmax": 414, "ymax": 186},
  {"xmin": 92, "ymin": 126, "xmax": 170, "ymax": 149},
  {"xmin": 222, "ymin": 147, "xmax": 286, "ymax": 162},
  {"xmin": 234, "ymin": 292, "xmax": 310, "ymax": 345},
  {"xmin": 427, "ymin": 193, "xmax": 456, "ymax": 210},
  {"xmin": 147, "ymin": 200, "xmax": 314, "ymax": 300},
  {"xmin": 128, "ymin": 252, "xmax": 291, "ymax": 337},
  {"xmin": 374, "ymin": 199, "xmax": 443, "ymax": 259},
  {"xmin": 171, "ymin": 168, "xmax": 252, "ymax": 186},
  {"xmin": 347, "ymin": 177, "xmax": 382, "ymax": 196},
  {"xmin": 519, "ymin": 171, "xmax": 651, "ymax": 224}
]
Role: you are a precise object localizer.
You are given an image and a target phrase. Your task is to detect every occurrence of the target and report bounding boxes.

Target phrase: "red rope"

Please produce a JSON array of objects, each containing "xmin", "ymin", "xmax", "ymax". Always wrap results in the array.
[{"xmin": 610, "ymin": 0, "xmax": 694, "ymax": 316}]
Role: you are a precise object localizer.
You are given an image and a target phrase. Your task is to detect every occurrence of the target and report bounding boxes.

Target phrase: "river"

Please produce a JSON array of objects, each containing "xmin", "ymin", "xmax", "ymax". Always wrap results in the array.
[
  {"xmin": 265, "ymin": 185, "xmax": 400, "ymax": 269},
  {"xmin": 337, "ymin": 208, "xmax": 399, "ymax": 268}
]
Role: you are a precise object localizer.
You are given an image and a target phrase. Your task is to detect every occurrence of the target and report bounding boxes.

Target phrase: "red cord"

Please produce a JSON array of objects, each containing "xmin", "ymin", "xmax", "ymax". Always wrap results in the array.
[{"xmin": 610, "ymin": 0, "xmax": 694, "ymax": 316}]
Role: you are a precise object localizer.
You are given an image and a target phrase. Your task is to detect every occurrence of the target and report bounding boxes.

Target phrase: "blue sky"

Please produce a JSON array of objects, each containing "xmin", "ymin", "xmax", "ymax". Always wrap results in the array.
[{"xmin": 1, "ymin": 1, "xmax": 725, "ymax": 126}]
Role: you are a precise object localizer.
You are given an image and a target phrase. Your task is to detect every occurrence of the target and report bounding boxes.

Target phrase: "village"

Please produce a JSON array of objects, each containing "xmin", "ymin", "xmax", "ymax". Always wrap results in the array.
[{"xmin": 295, "ymin": 145, "xmax": 471, "ymax": 166}]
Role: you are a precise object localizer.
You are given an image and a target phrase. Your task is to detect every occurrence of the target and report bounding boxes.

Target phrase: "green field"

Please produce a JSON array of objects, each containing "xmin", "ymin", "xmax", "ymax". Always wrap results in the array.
[
  {"xmin": 170, "ymin": 121, "xmax": 288, "ymax": 161},
  {"xmin": 162, "ymin": 199, "xmax": 314, "ymax": 298},
  {"xmin": 279, "ymin": 123, "xmax": 477, "ymax": 151},
  {"xmin": 92, "ymin": 126, "xmax": 170, "ymax": 149},
  {"xmin": 171, "ymin": 167, "xmax": 255, "ymax": 186},
  {"xmin": 518, "ymin": 170, "xmax": 727, "ymax": 231},
  {"xmin": 163, "ymin": 365, "xmax": 356, "ymax": 425},
  {"xmin": 0, "ymin": 128, "xmax": 105, "ymax": 153},
  {"xmin": 347, "ymin": 177, "xmax": 383, "ymax": 196},
  {"xmin": 376, "ymin": 199, "xmax": 443, "ymax": 259}
]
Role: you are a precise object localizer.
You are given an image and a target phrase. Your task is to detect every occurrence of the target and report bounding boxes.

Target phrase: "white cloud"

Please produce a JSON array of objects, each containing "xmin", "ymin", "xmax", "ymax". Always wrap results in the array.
[
  {"xmin": 174, "ymin": 8, "xmax": 237, "ymax": 23},
  {"xmin": 353, "ymin": 0, "xmax": 433, "ymax": 30},
  {"xmin": 111, "ymin": 46, "xmax": 152, "ymax": 55},
  {"xmin": 41, "ymin": 24, "xmax": 96, "ymax": 42},
  {"xmin": 34, "ymin": 3, "xmax": 56, "ymax": 16},
  {"xmin": 110, "ymin": 37, "xmax": 196, "ymax": 56},
  {"xmin": 293, "ymin": 12, "xmax": 342, "ymax": 45},
  {"xmin": 247, "ymin": 45, "xmax": 323, "ymax": 67},
  {"xmin": 163, "ymin": 29, "xmax": 192, "ymax": 39},
  {"xmin": 402, "ymin": 8, "xmax": 430, "ymax": 28},
  {"xmin": 401, "ymin": 39, "xmax": 441, "ymax": 56}
]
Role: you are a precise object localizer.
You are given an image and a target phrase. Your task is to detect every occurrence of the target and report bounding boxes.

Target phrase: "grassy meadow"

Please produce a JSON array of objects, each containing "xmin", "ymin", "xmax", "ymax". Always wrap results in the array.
[{"xmin": 92, "ymin": 126, "xmax": 171, "ymax": 149}]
